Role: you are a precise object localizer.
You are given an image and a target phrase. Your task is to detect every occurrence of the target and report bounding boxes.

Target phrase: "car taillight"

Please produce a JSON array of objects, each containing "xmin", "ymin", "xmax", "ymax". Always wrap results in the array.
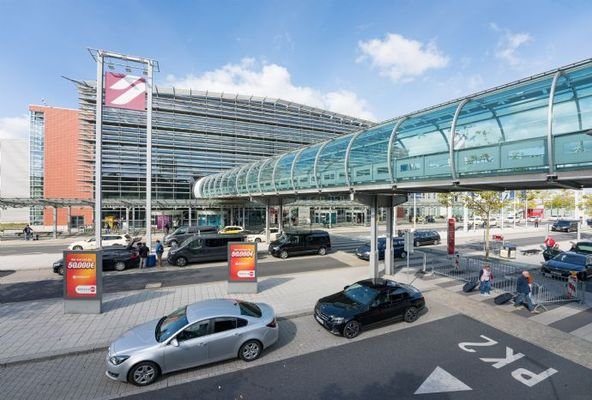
[{"xmin": 266, "ymin": 318, "xmax": 277, "ymax": 328}]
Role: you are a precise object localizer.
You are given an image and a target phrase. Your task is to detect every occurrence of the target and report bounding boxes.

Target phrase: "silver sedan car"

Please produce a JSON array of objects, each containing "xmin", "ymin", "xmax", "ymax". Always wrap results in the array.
[{"xmin": 105, "ymin": 298, "xmax": 279, "ymax": 386}]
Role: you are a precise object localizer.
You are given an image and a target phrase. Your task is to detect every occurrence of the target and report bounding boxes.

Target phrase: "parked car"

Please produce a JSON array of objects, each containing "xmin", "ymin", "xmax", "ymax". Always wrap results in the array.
[
  {"xmin": 413, "ymin": 230, "xmax": 441, "ymax": 247},
  {"xmin": 541, "ymin": 251, "xmax": 592, "ymax": 281},
  {"xmin": 54, "ymin": 239, "xmax": 141, "ymax": 275},
  {"xmin": 67, "ymin": 234, "xmax": 132, "ymax": 250},
  {"xmin": 504, "ymin": 215, "xmax": 523, "ymax": 225},
  {"xmin": 219, "ymin": 226, "xmax": 245, "ymax": 234},
  {"xmin": 355, "ymin": 237, "xmax": 406, "ymax": 261},
  {"xmin": 425, "ymin": 216, "xmax": 436, "ymax": 223},
  {"xmin": 542, "ymin": 240, "xmax": 592, "ymax": 261},
  {"xmin": 246, "ymin": 227, "xmax": 280, "ymax": 243},
  {"xmin": 551, "ymin": 219, "xmax": 578, "ymax": 233},
  {"xmin": 268, "ymin": 230, "xmax": 331, "ymax": 259},
  {"xmin": 527, "ymin": 216, "xmax": 540, "ymax": 223},
  {"xmin": 314, "ymin": 278, "xmax": 425, "ymax": 339},
  {"xmin": 163, "ymin": 225, "xmax": 218, "ymax": 247},
  {"xmin": 167, "ymin": 234, "xmax": 244, "ymax": 267},
  {"xmin": 105, "ymin": 299, "xmax": 279, "ymax": 386},
  {"xmin": 587, "ymin": 218, "xmax": 592, "ymax": 227}
]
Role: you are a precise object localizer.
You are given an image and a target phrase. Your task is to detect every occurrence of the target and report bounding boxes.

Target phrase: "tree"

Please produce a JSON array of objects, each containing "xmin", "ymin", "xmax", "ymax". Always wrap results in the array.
[
  {"xmin": 545, "ymin": 190, "xmax": 575, "ymax": 216},
  {"xmin": 581, "ymin": 194, "xmax": 592, "ymax": 216},
  {"xmin": 463, "ymin": 191, "xmax": 508, "ymax": 258}
]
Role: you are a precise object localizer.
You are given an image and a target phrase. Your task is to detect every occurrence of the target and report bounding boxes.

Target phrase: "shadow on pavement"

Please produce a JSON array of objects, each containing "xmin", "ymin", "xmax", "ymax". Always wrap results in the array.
[
  {"xmin": 0, "ymin": 270, "xmax": 16, "ymax": 278},
  {"xmin": 258, "ymin": 277, "xmax": 294, "ymax": 293},
  {"xmin": 102, "ymin": 290, "xmax": 173, "ymax": 312}
]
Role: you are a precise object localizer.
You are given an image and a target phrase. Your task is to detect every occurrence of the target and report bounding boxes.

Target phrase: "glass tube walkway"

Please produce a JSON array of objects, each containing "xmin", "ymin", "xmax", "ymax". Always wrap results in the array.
[{"xmin": 195, "ymin": 58, "xmax": 592, "ymax": 199}]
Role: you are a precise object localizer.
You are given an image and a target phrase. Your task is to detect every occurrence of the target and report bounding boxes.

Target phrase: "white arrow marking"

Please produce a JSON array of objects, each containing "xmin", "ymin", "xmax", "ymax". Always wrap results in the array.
[{"xmin": 414, "ymin": 366, "xmax": 472, "ymax": 395}]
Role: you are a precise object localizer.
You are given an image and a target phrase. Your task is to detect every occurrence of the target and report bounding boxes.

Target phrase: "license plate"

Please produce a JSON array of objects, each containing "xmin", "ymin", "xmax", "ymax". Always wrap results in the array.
[{"xmin": 315, "ymin": 314, "xmax": 324, "ymax": 325}]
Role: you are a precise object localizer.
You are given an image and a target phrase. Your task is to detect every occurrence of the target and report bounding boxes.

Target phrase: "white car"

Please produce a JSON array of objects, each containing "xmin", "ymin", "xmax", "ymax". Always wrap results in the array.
[
  {"xmin": 246, "ymin": 227, "xmax": 280, "ymax": 243},
  {"xmin": 505, "ymin": 216, "xmax": 522, "ymax": 224},
  {"xmin": 68, "ymin": 234, "xmax": 132, "ymax": 250}
]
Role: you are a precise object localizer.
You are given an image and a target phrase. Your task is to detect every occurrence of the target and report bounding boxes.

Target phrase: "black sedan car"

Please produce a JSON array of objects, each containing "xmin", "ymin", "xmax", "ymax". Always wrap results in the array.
[
  {"xmin": 551, "ymin": 219, "xmax": 578, "ymax": 232},
  {"xmin": 541, "ymin": 251, "xmax": 592, "ymax": 281},
  {"xmin": 52, "ymin": 241, "xmax": 141, "ymax": 275},
  {"xmin": 413, "ymin": 230, "xmax": 441, "ymax": 246},
  {"xmin": 314, "ymin": 278, "xmax": 425, "ymax": 339},
  {"xmin": 356, "ymin": 237, "xmax": 406, "ymax": 261}
]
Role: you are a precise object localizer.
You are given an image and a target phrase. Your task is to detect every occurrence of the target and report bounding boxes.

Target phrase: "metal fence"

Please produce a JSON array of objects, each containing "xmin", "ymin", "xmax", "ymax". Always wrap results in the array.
[{"xmin": 423, "ymin": 252, "xmax": 586, "ymax": 305}]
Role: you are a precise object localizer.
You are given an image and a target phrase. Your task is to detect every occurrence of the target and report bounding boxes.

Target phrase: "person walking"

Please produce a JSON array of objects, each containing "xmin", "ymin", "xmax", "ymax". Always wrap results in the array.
[
  {"xmin": 479, "ymin": 264, "xmax": 494, "ymax": 296},
  {"xmin": 138, "ymin": 242, "xmax": 149, "ymax": 269},
  {"xmin": 23, "ymin": 224, "xmax": 33, "ymax": 240},
  {"xmin": 515, "ymin": 271, "xmax": 539, "ymax": 313},
  {"xmin": 544, "ymin": 235, "xmax": 556, "ymax": 249},
  {"xmin": 155, "ymin": 239, "xmax": 164, "ymax": 267},
  {"xmin": 534, "ymin": 218, "xmax": 539, "ymax": 228},
  {"xmin": 164, "ymin": 222, "xmax": 170, "ymax": 235}
]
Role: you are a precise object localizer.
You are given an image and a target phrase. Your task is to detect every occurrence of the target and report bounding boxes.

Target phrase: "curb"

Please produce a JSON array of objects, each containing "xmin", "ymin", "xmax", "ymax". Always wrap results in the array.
[{"xmin": 0, "ymin": 309, "xmax": 315, "ymax": 368}]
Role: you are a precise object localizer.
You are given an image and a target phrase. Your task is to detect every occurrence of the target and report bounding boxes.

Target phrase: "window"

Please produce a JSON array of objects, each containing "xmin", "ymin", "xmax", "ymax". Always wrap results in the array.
[
  {"xmin": 238, "ymin": 301, "xmax": 262, "ymax": 317},
  {"xmin": 189, "ymin": 239, "xmax": 202, "ymax": 250},
  {"xmin": 213, "ymin": 318, "xmax": 237, "ymax": 333},
  {"xmin": 177, "ymin": 320, "xmax": 210, "ymax": 341}
]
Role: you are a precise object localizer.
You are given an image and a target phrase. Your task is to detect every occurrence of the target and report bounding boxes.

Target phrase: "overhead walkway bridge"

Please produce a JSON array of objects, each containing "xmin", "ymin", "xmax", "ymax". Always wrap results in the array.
[{"xmin": 195, "ymin": 58, "xmax": 592, "ymax": 278}]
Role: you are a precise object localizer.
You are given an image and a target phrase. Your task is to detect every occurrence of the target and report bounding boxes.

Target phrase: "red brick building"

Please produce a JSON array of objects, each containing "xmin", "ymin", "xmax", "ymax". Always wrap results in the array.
[{"xmin": 29, "ymin": 105, "xmax": 92, "ymax": 226}]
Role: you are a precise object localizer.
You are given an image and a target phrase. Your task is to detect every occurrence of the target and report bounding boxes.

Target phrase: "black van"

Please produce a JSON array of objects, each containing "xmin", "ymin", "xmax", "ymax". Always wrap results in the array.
[
  {"xmin": 163, "ymin": 225, "xmax": 218, "ymax": 247},
  {"xmin": 268, "ymin": 230, "xmax": 331, "ymax": 259},
  {"xmin": 167, "ymin": 234, "xmax": 244, "ymax": 267}
]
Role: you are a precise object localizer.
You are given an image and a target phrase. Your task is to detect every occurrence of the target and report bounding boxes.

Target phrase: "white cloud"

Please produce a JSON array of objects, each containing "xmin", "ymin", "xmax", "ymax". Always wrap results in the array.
[
  {"xmin": 357, "ymin": 33, "xmax": 449, "ymax": 82},
  {"xmin": 166, "ymin": 58, "xmax": 376, "ymax": 121},
  {"xmin": 0, "ymin": 115, "xmax": 29, "ymax": 140},
  {"xmin": 490, "ymin": 23, "xmax": 533, "ymax": 66}
]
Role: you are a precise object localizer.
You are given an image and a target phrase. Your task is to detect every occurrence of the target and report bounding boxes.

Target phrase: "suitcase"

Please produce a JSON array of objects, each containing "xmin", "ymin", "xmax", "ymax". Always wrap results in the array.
[
  {"xmin": 463, "ymin": 281, "xmax": 479, "ymax": 293},
  {"xmin": 494, "ymin": 292, "xmax": 514, "ymax": 305}
]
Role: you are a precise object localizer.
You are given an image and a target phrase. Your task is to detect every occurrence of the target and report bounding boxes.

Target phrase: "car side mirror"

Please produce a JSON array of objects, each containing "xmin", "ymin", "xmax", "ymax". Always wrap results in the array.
[
  {"xmin": 343, "ymin": 285, "xmax": 349, "ymax": 290},
  {"xmin": 170, "ymin": 338, "xmax": 179, "ymax": 347}
]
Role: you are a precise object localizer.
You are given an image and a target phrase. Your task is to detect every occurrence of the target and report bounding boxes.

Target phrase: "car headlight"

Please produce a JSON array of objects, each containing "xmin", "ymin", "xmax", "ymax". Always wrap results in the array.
[
  {"xmin": 109, "ymin": 355, "xmax": 130, "ymax": 365},
  {"xmin": 272, "ymin": 246, "xmax": 280, "ymax": 251},
  {"xmin": 330, "ymin": 317, "xmax": 345, "ymax": 324}
]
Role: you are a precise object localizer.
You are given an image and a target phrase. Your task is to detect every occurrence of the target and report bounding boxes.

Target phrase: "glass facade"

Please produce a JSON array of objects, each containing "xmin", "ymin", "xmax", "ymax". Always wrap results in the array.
[
  {"xmin": 199, "ymin": 59, "xmax": 592, "ymax": 198},
  {"xmin": 76, "ymin": 83, "xmax": 373, "ymax": 200},
  {"xmin": 29, "ymin": 111, "xmax": 44, "ymax": 225}
]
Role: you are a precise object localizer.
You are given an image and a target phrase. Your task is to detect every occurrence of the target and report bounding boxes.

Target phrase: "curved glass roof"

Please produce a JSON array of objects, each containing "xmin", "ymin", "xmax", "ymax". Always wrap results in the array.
[{"xmin": 197, "ymin": 59, "xmax": 592, "ymax": 198}]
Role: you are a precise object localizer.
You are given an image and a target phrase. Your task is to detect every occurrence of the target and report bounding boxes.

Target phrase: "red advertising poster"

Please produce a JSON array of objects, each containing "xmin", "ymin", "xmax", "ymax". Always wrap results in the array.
[
  {"xmin": 228, "ymin": 243, "xmax": 257, "ymax": 281},
  {"xmin": 104, "ymin": 72, "xmax": 146, "ymax": 111},
  {"xmin": 447, "ymin": 218, "xmax": 455, "ymax": 255},
  {"xmin": 65, "ymin": 253, "xmax": 98, "ymax": 299}
]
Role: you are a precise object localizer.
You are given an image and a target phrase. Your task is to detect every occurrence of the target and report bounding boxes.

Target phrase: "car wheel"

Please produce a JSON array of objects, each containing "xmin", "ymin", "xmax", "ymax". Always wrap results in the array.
[
  {"xmin": 128, "ymin": 361, "xmax": 160, "ymax": 386},
  {"xmin": 239, "ymin": 340, "xmax": 262, "ymax": 362},
  {"xmin": 318, "ymin": 247, "xmax": 327, "ymax": 256},
  {"xmin": 342, "ymin": 320, "xmax": 361, "ymax": 339},
  {"xmin": 176, "ymin": 257, "xmax": 188, "ymax": 267},
  {"xmin": 58, "ymin": 266, "xmax": 65, "ymax": 276},
  {"xmin": 404, "ymin": 306, "xmax": 419, "ymax": 323},
  {"xmin": 170, "ymin": 240, "xmax": 178, "ymax": 248},
  {"xmin": 114, "ymin": 261, "xmax": 126, "ymax": 271},
  {"xmin": 73, "ymin": 245, "xmax": 82, "ymax": 250},
  {"xmin": 255, "ymin": 238, "xmax": 262, "ymax": 243},
  {"xmin": 414, "ymin": 240, "xmax": 419, "ymax": 247},
  {"xmin": 400, "ymin": 251, "xmax": 407, "ymax": 259},
  {"xmin": 435, "ymin": 239, "xmax": 440, "ymax": 245},
  {"xmin": 280, "ymin": 250, "xmax": 288, "ymax": 259}
]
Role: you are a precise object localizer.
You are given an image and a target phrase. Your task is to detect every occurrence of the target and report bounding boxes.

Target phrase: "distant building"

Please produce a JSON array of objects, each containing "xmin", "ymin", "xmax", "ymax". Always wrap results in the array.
[{"xmin": 0, "ymin": 139, "xmax": 29, "ymax": 223}]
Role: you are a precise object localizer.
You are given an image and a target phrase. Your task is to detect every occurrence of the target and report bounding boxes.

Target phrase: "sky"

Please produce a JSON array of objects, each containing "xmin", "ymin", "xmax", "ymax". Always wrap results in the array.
[{"xmin": 1, "ymin": 0, "xmax": 592, "ymax": 140}]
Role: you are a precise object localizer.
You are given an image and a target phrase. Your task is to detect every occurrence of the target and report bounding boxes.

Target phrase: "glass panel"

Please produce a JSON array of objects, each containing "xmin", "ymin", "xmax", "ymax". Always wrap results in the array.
[
  {"xmin": 293, "ymin": 144, "xmax": 322, "ymax": 190},
  {"xmin": 349, "ymin": 123, "xmax": 394, "ymax": 185},
  {"xmin": 258, "ymin": 157, "xmax": 278, "ymax": 193},
  {"xmin": 274, "ymin": 152, "xmax": 297, "ymax": 191},
  {"xmin": 317, "ymin": 136, "xmax": 350, "ymax": 188},
  {"xmin": 247, "ymin": 161, "xmax": 264, "ymax": 193},
  {"xmin": 236, "ymin": 165, "xmax": 249, "ymax": 194}
]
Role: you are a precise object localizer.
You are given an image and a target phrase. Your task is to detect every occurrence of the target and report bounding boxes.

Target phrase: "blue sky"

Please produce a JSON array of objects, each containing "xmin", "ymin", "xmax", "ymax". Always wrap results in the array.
[{"xmin": 1, "ymin": 0, "xmax": 592, "ymax": 139}]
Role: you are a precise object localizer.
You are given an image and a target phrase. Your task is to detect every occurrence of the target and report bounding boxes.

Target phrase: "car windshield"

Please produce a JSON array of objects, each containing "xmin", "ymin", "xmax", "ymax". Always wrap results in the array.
[
  {"xmin": 180, "ymin": 236, "xmax": 195, "ymax": 248},
  {"xmin": 155, "ymin": 306, "xmax": 189, "ymax": 342},
  {"xmin": 276, "ymin": 233, "xmax": 290, "ymax": 243},
  {"xmin": 343, "ymin": 283, "xmax": 379, "ymax": 306},
  {"xmin": 556, "ymin": 221, "xmax": 570, "ymax": 226},
  {"xmin": 238, "ymin": 301, "xmax": 262, "ymax": 317}
]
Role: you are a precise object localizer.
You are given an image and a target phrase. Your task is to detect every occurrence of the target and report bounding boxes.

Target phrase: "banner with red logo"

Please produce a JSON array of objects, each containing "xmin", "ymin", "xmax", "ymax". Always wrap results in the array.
[
  {"xmin": 104, "ymin": 72, "xmax": 146, "ymax": 111},
  {"xmin": 447, "ymin": 218, "xmax": 455, "ymax": 255},
  {"xmin": 65, "ymin": 252, "xmax": 98, "ymax": 299},
  {"xmin": 228, "ymin": 243, "xmax": 257, "ymax": 282}
]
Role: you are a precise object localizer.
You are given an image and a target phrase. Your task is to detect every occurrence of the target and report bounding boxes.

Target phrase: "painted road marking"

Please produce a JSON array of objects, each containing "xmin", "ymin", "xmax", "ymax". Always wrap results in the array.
[{"xmin": 414, "ymin": 366, "xmax": 472, "ymax": 395}]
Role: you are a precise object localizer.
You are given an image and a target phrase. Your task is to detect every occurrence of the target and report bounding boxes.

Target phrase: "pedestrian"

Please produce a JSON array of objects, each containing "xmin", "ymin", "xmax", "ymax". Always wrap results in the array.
[
  {"xmin": 23, "ymin": 224, "xmax": 33, "ymax": 240},
  {"xmin": 544, "ymin": 235, "xmax": 556, "ymax": 249},
  {"xmin": 515, "ymin": 271, "xmax": 539, "ymax": 313},
  {"xmin": 164, "ymin": 222, "xmax": 170, "ymax": 235},
  {"xmin": 534, "ymin": 218, "xmax": 539, "ymax": 228},
  {"xmin": 155, "ymin": 239, "xmax": 164, "ymax": 267},
  {"xmin": 479, "ymin": 264, "xmax": 494, "ymax": 296},
  {"xmin": 138, "ymin": 242, "xmax": 149, "ymax": 269}
]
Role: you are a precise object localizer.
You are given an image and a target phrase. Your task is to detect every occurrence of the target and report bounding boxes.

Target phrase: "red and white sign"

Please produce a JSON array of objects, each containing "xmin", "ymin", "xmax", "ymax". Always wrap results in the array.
[
  {"xmin": 567, "ymin": 275, "xmax": 578, "ymax": 298},
  {"xmin": 104, "ymin": 72, "xmax": 146, "ymax": 111}
]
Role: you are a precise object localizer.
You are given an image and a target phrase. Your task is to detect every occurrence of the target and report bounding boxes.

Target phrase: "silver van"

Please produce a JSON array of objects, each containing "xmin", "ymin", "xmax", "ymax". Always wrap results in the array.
[{"xmin": 164, "ymin": 225, "xmax": 218, "ymax": 247}]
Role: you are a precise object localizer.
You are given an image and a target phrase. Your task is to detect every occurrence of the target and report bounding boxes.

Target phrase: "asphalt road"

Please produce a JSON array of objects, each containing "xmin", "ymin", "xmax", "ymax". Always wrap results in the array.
[
  {"xmin": 0, "ymin": 256, "xmax": 354, "ymax": 303},
  {"xmin": 120, "ymin": 314, "xmax": 592, "ymax": 400}
]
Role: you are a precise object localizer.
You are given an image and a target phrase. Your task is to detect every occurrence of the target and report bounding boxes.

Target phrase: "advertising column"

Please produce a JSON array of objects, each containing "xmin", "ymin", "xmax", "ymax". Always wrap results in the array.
[
  {"xmin": 64, "ymin": 250, "xmax": 103, "ymax": 314},
  {"xmin": 227, "ymin": 242, "xmax": 258, "ymax": 294},
  {"xmin": 448, "ymin": 218, "xmax": 455, "ymax": 255}
]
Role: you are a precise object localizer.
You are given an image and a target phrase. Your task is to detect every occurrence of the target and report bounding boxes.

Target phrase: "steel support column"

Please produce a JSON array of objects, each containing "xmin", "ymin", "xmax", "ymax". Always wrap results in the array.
[
  {"xmin": 94, "ymin": 51, "xmax": 104, "ymax": 248},
  {"xmin": 265, "ymin": 203, "xmax": 270, "ymax": 244},
  {"xmin": 188, "ymin": 206, "xmax": 192, "ymax": 226},
  {"xmin": 125, "ymin": 207, "xmax": 130, "ymax": 234},
  {"xmin": 369, "ymin": 195, "xmax": 378, "ymax": 279},
  {"xmin": 385, "ymin": 198, "xmax": 393, "ymax": 275},
  {"xmin": 67, "ymin": 206, "xmax": 71, "ymax": 235},
  {"xmin": 547, "ymin": 71, "xmax": 562, "ymax": 177},
  {"xmin": 278, "ymin": 200, "xmax": 283, "ymax": 236},
  {"xmin": 146, "ymin": 60, "xmax": 154, "ymax": 251},
  {"xmin": 53, "ymin": 207, "xmax": 58, "ymax": 239}
]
